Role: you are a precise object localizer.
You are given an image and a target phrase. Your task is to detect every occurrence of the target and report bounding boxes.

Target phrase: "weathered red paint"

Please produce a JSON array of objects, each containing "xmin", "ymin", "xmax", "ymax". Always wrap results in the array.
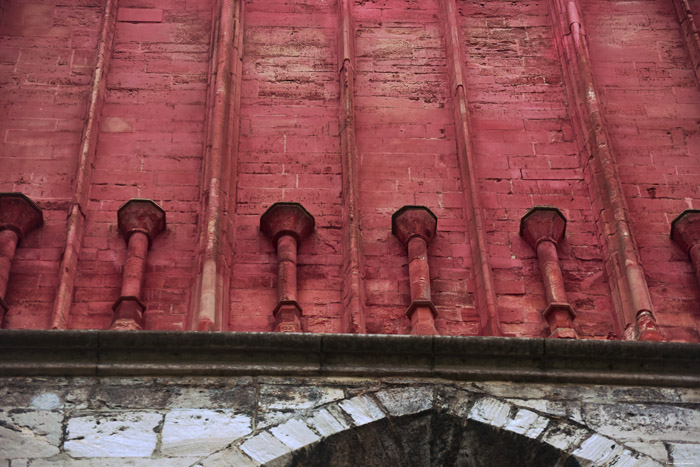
[
  {"xmin": 392, "ymin": 206, "xmax": 438, "ymax": 335},
  {"xmin": 1, "ymin": 0, "xmax": 699, "ymax": 342},
  {"xmin": 439, "ymin": 0, "xmax": 502, "ymax": 337},
  {"xmin": 260, "ymin": 202, "xmax": 315, "ymax": 332},
  {"xmin": 111, "ymin": 199, "xmax": 165, "ymax": 330},
  {"xmin": 337, "ymin": 0, "xmax": 367, "ymax": 334},
  {"xmin": 520, "ymin": 207, "xmax": 577, "ymax": 339},
  {"xmin": 672, "ymin": 0, "xmax": 700, "ymax": 89},
  {"xmin": 548, "ymin": 0, "xmax": 664, "ymax": 341},
  {"xmin": 50, "ymin": 0, "xmax": 118, "ymax": 330},
  {"xmin": 193, "ymin": 0, "xmax": 243, "ymax": 332}
]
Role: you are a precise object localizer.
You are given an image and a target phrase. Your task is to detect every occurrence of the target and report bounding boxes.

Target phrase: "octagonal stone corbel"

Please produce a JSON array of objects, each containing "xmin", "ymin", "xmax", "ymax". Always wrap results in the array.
[
  {"xmin": 0, "ymin": 193, "xmax": 43, "ymax": 325},
  {"xmin": 111, "ymin": 199, "xmax": 166, "ymax": 331},
  {"xmin": 261, "ymin": 202, "xmax": 315, "ymax": 333},
  {"xmin": 392, "ymin": 205, "xmax": 439, "ymax": 336},
  {"xmin": 520, "ymin": 206, "xmax": 577, "ymax": 339},
  {"xmin": 671, "ymin": 209, "xmax": 700, "ymax": 292}
]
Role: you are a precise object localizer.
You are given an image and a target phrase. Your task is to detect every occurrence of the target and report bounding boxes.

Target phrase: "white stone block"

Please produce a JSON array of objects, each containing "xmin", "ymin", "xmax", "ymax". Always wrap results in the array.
[
  {"xmin": 308, "ymin": 408, "xmax": 349, "ymax": 437},
  {"xmin": 30, "ymin": 393, "xmax": 62, "ymax": 410},
  {"xmin": 609, "ymin": 450, "xmax": 661, "ymax": 467},
  {"xmin": 670, "ymin": 443, "xmax": 700, "ymax": 465},
  {"xmin": 0, "ymin": 425, "xmax": 59, "ymax": 458},
  {"xmin": 376, "ymin": 386, "xmax": 433, "ymax": 417},
  {"xmin": 241, "ymin": 431, "xmax": 292, "ymax": 464},
  {"xmin": 2, "ymin": 409, "xmax": 63, "ymax": 447},
  {"xmin": 542, "ymin": 423, "xmax": 591, "ymax": 452},
  {"xmin": 339, "ymin": 395, "xmax": 385, "ymax": 426},
  {"xmin": 504, "ymin": 409, "xmax": 549, "ymax": 438},
  {"xmin": 270, "ymin": 419, "xmax": 320, "ymax": 449},
  {"xmin": 64, "ymin": 412, "xmax": 161, "ymax": 458},
  {"xmin": 161, "ymin": 409, "xmax": 252, "ymax": 457},
  {"xmin": 469, "ymin": 397, "xmax": 511, "ymax": 428},
  {"xmin": 573, "ymin": 434, "xmax": 624, "ymax": 465},
  {"xmin": 197, "ymin": 447, "xmax": 258, "ymax": 467}
]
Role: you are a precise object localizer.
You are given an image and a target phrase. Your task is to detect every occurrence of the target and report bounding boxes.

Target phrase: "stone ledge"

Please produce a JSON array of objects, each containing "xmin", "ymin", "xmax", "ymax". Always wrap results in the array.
[{"xmin": 0, "ymin": 330, "xmax": 698, "ymax": 386}]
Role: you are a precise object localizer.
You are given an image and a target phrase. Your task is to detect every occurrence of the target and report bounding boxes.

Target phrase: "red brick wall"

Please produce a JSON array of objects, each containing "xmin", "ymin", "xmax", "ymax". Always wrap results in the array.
[
  {"xmin": 230, "ymin": 0, "xmax": 343, "ymax": 332},
  {"xmin": 581, "ymin": 0, "xmax": 700, "ymax": 340},
  {"xmin": 0, "ymin": 0, "xmax": 103, "ymax": 328},
  {"xmin": 1, "ymin": 0, "xmax": 698, "ymax": 341},
  {"xmin": 459, "ymin": 0, "xmax": 615, "ymax": 338},
  {"xmin": 70, "ymin": 0, "xmax": 213, "ymax": 330}
]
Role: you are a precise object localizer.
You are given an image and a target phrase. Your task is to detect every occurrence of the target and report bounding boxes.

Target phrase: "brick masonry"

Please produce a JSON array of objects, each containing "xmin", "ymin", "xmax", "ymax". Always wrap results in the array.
[{"xmin": 0, "ymin": 0, "xmax": 698, "ymax": 340}]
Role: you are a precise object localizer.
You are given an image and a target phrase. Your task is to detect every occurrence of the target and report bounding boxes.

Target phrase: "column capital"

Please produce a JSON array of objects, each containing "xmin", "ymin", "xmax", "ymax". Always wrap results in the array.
[
  {"xmin": 117, "ymin": 199, "xmax": 166, "ymax": 246},
  {"xmin": 0, "ymin": 193, "xmax": 43, "ymax": 244},
  {"xmin": 671, "ymin": 209, "xmax": 700, "ymax": 254},
  {"xmin": 260, "ymin": 202, "xmax": 315, "ymax": 244},
  {"xmin": 391, "ymin": 205, "xmax": 438, "ymax": 246},
  {"xmin": 520, "ymin": 206, "xmax": 567, "ymax": 249}
]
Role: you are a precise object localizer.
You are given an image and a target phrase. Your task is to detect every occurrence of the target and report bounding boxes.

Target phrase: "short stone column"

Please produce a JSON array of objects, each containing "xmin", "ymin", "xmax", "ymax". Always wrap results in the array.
[
  {"xmin": 392, "ymin": 206, "xmax": 439, "ymax": 336},
  {"xmin": 260, "ymin": 202, "xmax": 315, "ymax": 332},
  {"xmin": 112, "ymin": 199, "xmax": 166, "ymax": 331},
  {"xmin": 0, "ymin": 193, "xmax": 43, "ymax": 324},
  {"xmin": 671, "ymin": 209, "xmax": 700, "ymax": 291},
  {"xmin": 520, "ymin": 206, "xmax": 577, "ymax": 339}
]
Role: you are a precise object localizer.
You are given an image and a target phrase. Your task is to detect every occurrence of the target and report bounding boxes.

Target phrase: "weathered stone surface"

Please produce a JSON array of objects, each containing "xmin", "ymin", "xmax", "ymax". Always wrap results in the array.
[
  {"xmin": 30, "ymin": 393, "xmax": 62, "ymax": 410},
  {"xmin": 339, "ymin": 395, "xmax": 385, "ymax": 426},
  {"xmin": 1, "ymin": 409, "xmax": 63, "ymax": 447},
  {"xmin": 669, "ymin": 443, "xmax": 700, "ymax": 465},
  {"xmin": 376, "ymin": 386, "xmax": 433, "ymax": 416},
  {"xmin": 307, "ymin": 407, "xmax": 350, "ymax": 437},
  {"xmin": 240, "ymin": 431, "xmax": 292, "ymax": 464},
  {"xmin": 64, "ymin": 412, "xmax": 161, "ymax": 457},
  {"xmin": 573, "ymin": 434, "xmax": 624, "ymax": 465},
  {"xmin": 504, "ymin": 409, "xmax": 549, "ymax": 439},
  {"xmin": 196, "ymin": 446, "xmax": 258, "ymax": 467},
  {"xmin": 161, "ymin": 409, "xmax": 252, "ymax": 456},
  {"xmin": 270, "ymin": 419, "xmax": 320, "ymax": 449},
  {"xmin": 27, "ymin": 458, "xmax": 201, "ymax": 467},
  {"xmin": 609, "ymin": 451, "xmax": 661, "ymax": 467},
  {"xmin": 0, "ymin": 424, "xmax": 59, "ymax": 458},
  {"xmin": 582, "ymin": 402, "xmax": 700, "ymax": 443},
  {"xmin": 541, "ymin": 423, "xmax": 591, "ymax": 452},
  {"xmin": 625, "ymin": 441, "xmax": 668, "ymax": 464},
  {"xmin": 469, "ymin": 397, "xmax": 512, "ymax": 427}
]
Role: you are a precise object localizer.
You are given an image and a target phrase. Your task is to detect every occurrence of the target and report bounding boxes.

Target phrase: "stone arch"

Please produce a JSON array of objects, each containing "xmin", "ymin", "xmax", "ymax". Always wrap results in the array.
[{"xmin": 197, "ymin": 386, "xmax": 661, "ymax": 466}]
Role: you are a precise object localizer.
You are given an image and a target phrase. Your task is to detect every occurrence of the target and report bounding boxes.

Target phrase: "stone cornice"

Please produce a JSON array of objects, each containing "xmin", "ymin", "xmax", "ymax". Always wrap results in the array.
[{"xmin": 1, "ymin": 330, "xmax": 699, "ymax": 387}]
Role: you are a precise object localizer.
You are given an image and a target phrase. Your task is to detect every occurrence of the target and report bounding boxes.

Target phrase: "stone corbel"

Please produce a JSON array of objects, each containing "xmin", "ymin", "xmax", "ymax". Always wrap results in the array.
[
  {"xmin": 392, "ymin": 205, "xmax": 439, "ymax": 336},
  {"xmin": 112, "ymin": 199, "xmax": 166, "ymax": 331},
  {"xmin": 520, "ymin": 206, "xmax": 578, "ymax": 339},
  {"xmin": 261, "ymin": 202, "xmax": 315, "ymax": 332}
]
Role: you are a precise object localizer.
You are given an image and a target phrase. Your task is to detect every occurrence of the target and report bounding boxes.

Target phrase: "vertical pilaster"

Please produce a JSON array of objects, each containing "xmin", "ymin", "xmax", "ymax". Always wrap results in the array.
[
  {"xmin": 337, "ymin": 0, "xmax": 367, "ymax": 333},
  {"xmin": 671, "ymin": 0, "xmax": 700, "ymax": 89},
  {"xmin": 547, "ymin": 0, "xmax": 663, "ymax": 341},
  {"xmin": 438, "ymin": 0, "xmax": 502, "ymax": 336},
  {"xmin": 49, "ymin": 0, "xmax": 118, "ymax": 329},
  {"xmin": 192, "ymin": 0, "xmax": 243, "ymax": 331}
]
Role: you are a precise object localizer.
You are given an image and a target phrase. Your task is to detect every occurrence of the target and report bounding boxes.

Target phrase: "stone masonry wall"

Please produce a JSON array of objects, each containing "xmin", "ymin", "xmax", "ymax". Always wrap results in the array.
[{"xmin": 0, "ymin": 376, "xmax": 698, "ymax": 465}]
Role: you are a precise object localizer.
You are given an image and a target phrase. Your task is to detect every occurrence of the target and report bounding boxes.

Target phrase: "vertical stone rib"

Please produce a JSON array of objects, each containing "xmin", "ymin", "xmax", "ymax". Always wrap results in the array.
[
  {"xmin": 49, "ymin": 0, "xmax": 118, "ymax": 329},
  {"xmin": 192, "ymin": 0, "xmax": 243, "ymax": 331},
  {"xmin": 438, "ymin": 0, "xmax": 502, "ymax": 336},
  {"xmin": 547, "ymin": 0, "xmax": 663, "ymax": 340},
  {"xmin": 672, "ymin": 0, "xmax": 700, "ymax": 88},
  {"xmin": 338, "ymin": 0, "xmax": 367, "ymax": 334}
]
